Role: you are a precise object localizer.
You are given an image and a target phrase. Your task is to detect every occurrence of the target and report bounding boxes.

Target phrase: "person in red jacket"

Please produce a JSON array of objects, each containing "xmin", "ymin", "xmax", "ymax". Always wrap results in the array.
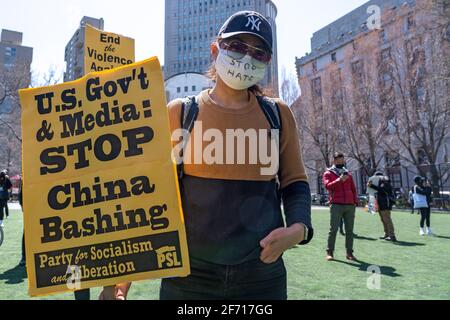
[{"xmin": 323, "ymin": 153, "xmax": 358, "ymax": 261}]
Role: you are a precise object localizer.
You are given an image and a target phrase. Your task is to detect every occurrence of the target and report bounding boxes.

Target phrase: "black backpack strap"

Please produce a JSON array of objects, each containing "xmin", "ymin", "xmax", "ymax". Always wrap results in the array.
[
  {"xmin": 177, "ymin": 96, "xmax": 200, "ymax": 179},
  {"xmin": 256, "ymin": 95, "xmax": 283, "ymax": 188},
  {"xmin": 256, "ymin": 96, "xmax": 282, "ymax": 132}
]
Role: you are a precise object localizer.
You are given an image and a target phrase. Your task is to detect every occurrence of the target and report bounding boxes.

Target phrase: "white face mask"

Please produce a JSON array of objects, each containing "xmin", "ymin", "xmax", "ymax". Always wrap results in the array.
[{"xmin": 215, "ymin": 48, "xmax": 267, "ymax": 90}]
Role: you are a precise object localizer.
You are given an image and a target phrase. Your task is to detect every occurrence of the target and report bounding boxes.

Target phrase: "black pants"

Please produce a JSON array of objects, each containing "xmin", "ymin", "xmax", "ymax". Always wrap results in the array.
[
  {"xmin": 74, "ymin": 289, "xmax": 90, "ymax": 300},
  {"xmin": 420, "ymin": 208, "xmax": 431, "ymax": 228},
  {"xmin": 339, "ymin": 218, "xmax": 345, "ymax": 233},
  {"xmin": 0, "ymin": 199, "xmax": 7, "ymax": 220},
  {"xmin": 22, "ymin": 231, "xmax": 26, "ymax": 260},
  {"xmin": 160, "ymin": 257, "xmax": 287, "ymax": 300},
  {"xmin": 4, "ymin": 201, "xmax": 8, "ymax": 217}
]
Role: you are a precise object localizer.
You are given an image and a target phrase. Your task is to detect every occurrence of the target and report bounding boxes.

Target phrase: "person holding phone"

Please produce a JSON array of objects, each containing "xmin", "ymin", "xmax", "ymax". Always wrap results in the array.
[{"xmin": 323, "ymin": 153, "xmax": 358, "ymax": 261}]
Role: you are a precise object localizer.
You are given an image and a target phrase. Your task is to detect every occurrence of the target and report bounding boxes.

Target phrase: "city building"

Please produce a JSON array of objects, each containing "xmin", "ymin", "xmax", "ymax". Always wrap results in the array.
[
  {"xmin": 165, "ymin": 72, "xmax": 214, "ymax": 102},
  {"xmin": 0, "ymin": 29, "xmax": 33, "ymax": 87},
  {"xmin": 164, "ymin": 0, "xmax": 279, "ymax": 94},
  {"xmin": 295, "ymin": 0, "xmax": 450, "ymax": 196},
  {"xmin": 64, "ymin": 16, "xmax": 105, "ymax": 82},
  {"xmin": 0, "ymin": 29, "xmax": 33, "ymax": 175}
]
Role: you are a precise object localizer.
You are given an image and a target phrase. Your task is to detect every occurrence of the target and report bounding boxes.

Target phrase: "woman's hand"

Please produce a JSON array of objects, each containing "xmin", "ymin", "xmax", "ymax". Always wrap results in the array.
[
  {"xmin": 260, "ymin": 223, "xmax": 305, "ymax": 264},
  {"xmin": 98, "ymin": 286, "xmax": 116, "ymax": 300},
  {"xmin": 98, "ymin": 283, "xmax": 132, "ymax": 300},
  {"xmin": 115, "ymin": 283, "xmax": 132, "ymax": 300}
]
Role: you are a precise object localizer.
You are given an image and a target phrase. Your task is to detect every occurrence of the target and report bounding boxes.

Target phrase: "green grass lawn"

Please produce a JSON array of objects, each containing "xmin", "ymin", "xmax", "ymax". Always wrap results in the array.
[{"xmin": 1, "ymin": 207, "xmax": 449, "ymax": 300}]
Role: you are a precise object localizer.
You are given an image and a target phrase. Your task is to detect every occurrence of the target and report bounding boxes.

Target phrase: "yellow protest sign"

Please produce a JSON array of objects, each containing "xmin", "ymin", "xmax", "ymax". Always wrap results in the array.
[
  {"xmin": 84, "ymin": 24, "xmax": 135, "ymax": 74},
  {"xmin": 19, "ymin": 57, "xmax": 190, "ymax": 297}
]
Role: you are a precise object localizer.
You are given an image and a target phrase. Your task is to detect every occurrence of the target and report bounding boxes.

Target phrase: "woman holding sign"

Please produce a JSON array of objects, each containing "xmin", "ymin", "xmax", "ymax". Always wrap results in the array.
[{"xmin": 114, "ymin": 11, "xmax": 314, "ymax": 300}]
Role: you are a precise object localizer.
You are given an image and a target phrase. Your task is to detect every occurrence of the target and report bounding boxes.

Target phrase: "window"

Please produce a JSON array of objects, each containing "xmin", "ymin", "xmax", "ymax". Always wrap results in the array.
[
  {"xmin": 418, "ymin": 149, "xmax": 429, "ymax": 165},
  {"xmin": 177, "ymin": 87, "xmax": 181, "ymax": 93},
  {"xmin": 382, "ymin": 72, "xmax": 393, "ymax": 89},
  {"xmin": 352, "ymin": 61, "xmax": 364, "ymax": 81},
  {"xmin": 331, "ymin": 52, "xmax": 337, "ymax": 63},
  {"xmin": 184, "ymin": 86, "xmax": 189, "ymax": 92},
  {"xmin": 381, "ymin": 48, "xmax": 391, "ymax": 62},
  {"xmin": 385, "ymin": 153, "xmax": 401, "ymax": 168},
  {"xmin": 192, "ymin": 85, "xmax": 196, "ymax": 91},
  {"xmin": 312, "ymin": 61, "xmax": 318, "ymax": 72},
  {"xmin": 406, "ymin": 14, "xmax": 415, "ymax": 31},
  {"xmin": 446, "ymin": 24, "xmax": 450, "ymax": 42},
  {"xmin": 312, "ymin": 77, "xmax": 322, "ymax": 98},
  {"xmin": 379, "ymin": 29, "xmax": 388, "ymax": 43}
]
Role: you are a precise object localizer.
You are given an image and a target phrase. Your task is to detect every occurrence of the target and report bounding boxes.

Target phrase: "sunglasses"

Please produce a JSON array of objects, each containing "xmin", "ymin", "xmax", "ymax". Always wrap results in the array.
[{"xmin": 219, "ymin": 39, "xmax": 271, "ymax": 64}]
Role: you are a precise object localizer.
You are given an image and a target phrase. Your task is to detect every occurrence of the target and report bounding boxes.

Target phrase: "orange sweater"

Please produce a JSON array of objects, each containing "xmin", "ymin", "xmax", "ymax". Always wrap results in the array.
[{"xmin": 168, "ymin": 90, "xmax": 308, "ymax": 189}]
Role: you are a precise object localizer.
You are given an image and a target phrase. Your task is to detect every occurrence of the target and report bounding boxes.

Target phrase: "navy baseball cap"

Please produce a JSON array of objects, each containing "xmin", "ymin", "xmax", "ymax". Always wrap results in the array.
[{"xmin": 218, "ymin": 11, "xmax": 273, "ymax": 53}]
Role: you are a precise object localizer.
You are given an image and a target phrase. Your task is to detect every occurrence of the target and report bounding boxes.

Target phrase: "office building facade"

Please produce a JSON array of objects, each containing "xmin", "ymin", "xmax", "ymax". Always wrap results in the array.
[
  {"xmin": 64, "ymin": 16, "xmax": 105, "ymax": 82},
  {"xmin": 164, "ymin": 0, "xmax": 279, "ymax": 94},
  {"xmin": 0, "ymin": 29, "xmax": 33, "ymax": 175},
  {"xmin": 295, "ymin": 0, "xmax": 449, "ymax": 194},
  {"xmin": 0, "ymin": 29, "xmax": 33, "ymax": 86}
]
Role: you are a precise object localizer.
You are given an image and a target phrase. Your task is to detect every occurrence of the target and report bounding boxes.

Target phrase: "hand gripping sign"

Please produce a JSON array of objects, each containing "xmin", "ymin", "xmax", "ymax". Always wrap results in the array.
[{"xmin": 19, "ymin": 57, "xmax": 190, "ymax": 297}]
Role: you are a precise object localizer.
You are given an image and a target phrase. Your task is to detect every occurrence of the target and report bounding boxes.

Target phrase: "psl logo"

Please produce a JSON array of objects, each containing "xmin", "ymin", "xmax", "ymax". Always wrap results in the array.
[
  {"xmin": 156, "ymin": 246, "xmax": 182, "ymax": 269},
  {"xmin": 245, "ymin": 15, "xmax": 262, "ymax": 31}
]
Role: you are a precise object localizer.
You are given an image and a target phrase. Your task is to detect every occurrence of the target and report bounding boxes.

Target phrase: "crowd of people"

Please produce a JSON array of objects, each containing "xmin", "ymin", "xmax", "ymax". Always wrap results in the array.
[{"xmin": 322, "ymin": 152, "xmax": 436, "ymax": 261}]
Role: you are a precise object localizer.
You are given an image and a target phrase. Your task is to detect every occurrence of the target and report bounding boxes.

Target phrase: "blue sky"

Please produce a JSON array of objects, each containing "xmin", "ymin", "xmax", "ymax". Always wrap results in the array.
[{"xmin": 0, "ymin": 0, "xmax": 368, "ymax": 82}]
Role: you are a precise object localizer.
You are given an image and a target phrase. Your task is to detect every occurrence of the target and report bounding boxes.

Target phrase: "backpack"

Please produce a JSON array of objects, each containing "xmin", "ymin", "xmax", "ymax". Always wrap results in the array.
[{"xmin": 177, "ymin": 95, "xmax": 282, "ymax": 179}]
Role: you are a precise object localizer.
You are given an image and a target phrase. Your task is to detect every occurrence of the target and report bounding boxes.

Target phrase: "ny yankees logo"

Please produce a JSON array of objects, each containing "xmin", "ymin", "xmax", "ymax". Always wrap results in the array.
[{"xmin": 245, "ymin": 15, "xmax": 262, "ymax": 31}]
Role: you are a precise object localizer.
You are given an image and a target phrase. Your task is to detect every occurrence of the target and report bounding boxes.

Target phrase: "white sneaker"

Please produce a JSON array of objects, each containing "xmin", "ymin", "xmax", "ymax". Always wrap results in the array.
[
  {"xmin": 426, "ymin": 228, "xmax": 435, "ymax": 236},
  {"xmin": 0, "ymin": 220, "xmax": 4, "ymax": 228},
  {"xmin": 420, "ymin": 228, "xmax": 425, "ymax": 236}
]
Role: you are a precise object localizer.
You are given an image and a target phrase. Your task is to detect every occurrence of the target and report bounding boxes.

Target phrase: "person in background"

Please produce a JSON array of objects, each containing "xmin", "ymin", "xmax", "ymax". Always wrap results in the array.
[
  {"xmin": 422, "ymin": 178, "xmax": 434, "ymax": 236},
  {"xmin": 323, "ymin": 152, "xmax": 358, "ymax": 261},
  {"xmin": 412, "ymin": 176, "xmax": 433, "ymax": 236},
  {"xmin": 0, "ymin": 171, "xmax": 12, "ymax": 227},
  {"xmin": 18, "ymin": 178, "xmax": 26, "ymax": 267},
  {"xmin": 409, "ymin": 189, "xmax": 415, "ymax": 214},
  {"xmin": 368, "ymin": 172, "xmax": 397, "ymax": 242}
]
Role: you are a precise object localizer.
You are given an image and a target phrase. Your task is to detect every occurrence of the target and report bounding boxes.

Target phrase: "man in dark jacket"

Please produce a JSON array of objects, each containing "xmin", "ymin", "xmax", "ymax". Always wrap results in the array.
[
  {"xmin": 323, "ymin": 153, "xmax": 358, "ymax": 261},
  {"xmin": 368, "ymin": 172, "xmax": 397, "ymax": 242},
  {"xmin": 0, "ymin": 171, "xmax": 12, "ymax": 227}
]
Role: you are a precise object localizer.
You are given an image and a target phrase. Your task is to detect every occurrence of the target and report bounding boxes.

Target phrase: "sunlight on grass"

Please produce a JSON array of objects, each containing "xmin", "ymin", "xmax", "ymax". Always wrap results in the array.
[{"xmin": 1, "ymin": 207, "xmax": 449, "ymax": 300}]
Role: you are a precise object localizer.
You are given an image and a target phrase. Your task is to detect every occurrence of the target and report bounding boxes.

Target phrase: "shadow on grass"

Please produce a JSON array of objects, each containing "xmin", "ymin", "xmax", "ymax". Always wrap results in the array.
[
  {"xmin": 435, "ymin": 235, "xmax": 450, "ymax": 240},
  {"xmin": 391, "ymin": 240, "xmax": 426, "ymax": 247},
  {"xmin": 0, "ymin": 264, "xmax": 28, "ymax": 285},
  {"xmin": 332, "ymin": 259, "xmax": 401, "ymax": 278},
  {"xmin": 353, "ymin": 235, "xmax": 378, "ymax": 241}
]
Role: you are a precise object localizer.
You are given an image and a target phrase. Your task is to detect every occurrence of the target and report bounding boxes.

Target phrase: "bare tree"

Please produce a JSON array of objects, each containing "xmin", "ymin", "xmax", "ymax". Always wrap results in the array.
[
  {"xmin": 0, "ymin": 66, "xmax": 63, "ymax": 174},
  {"xmin": 338, "ymin": 33, "xmax": 391, "ymax": 177},
  {"xmin": 280, "ymin": 66, "xmax": 300, "ymax": 107},
  {"xmin": 295, "ymin": 74, "xmax": 343, "ymax": 173},
  {"xmin": 380, "ymin": 0, "xmax": 450, "ymax": 197}
]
